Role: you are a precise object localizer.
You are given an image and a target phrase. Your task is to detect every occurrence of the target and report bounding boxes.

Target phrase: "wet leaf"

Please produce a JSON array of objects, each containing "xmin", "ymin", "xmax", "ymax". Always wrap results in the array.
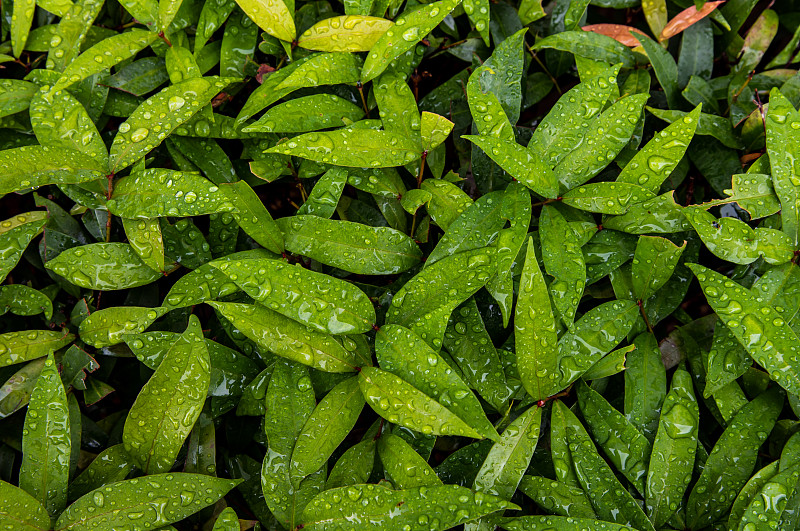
[
  {"xmin": 265, "ymin": 128, "xmax": 420, "ymax": 168},
  {"xmin": 0, "ymin": 330, "xmax": 74, "ymax": 368},
  {"xmin": 375, "ymin": 70, "xmax": 421, "ymax": 144},
  {"xmin": 645, "ymin": 368, "xmax": 699, "ymax": 528},
  {"xmin": 581, "ymin": 24, "xmax": 647, "ymax": 46},
  {"xmin": 122, "ymin": 217, "xmax": 165, "ymax": 273},
  {"xmin": 53, "ymin": 29, "xmax": 159, "ymax": 92},
  {"xmin": 209, "ymin": 301, "xmax": 358, "ymax": 372},
  {"xmin": 689, "ymin": 264, "xmax": 800, "ymax": 395},
  {"xmin": 276, "ymin": 215, "xmax": 421, "ymax": 275},
  {"xmin": 577, "ymin": 380, "xmax": 651, "ymax": 495},
  {"xmin": 624, "ymin": 333, "xmax": 667, "ymax": 441},
  {"xmin": 297, "ymin": 167, "xmax": 348, "ymax": 218},
  {"xmin": 500, "ymin": 516, "xmax": 639, "ymax": 530},
  {"xmin": 109, "ymin": 77, "xmax": 234, "ymax": 173},
  {"xmin": 45, "ymin": 243, "xmax": 162, "ymax": 290},
  {"xmin": 67, "ymin": 444, "xmax": 134, "ymax": 501},
  {"xmin": 463, "ymin": 135, "xmax": 559, "ymax": 199},
  {"xmin": 298, "ymin": 15, "xmax": 393, "ymax": 52},
  {"xmin": 244, "ymin": 94, "xmax": 364, "ymax": 133},
  {"xmin": 290, "ymin": 376, "xmax": 364, "ymax": 484},
  {"xmin": 236, "ymin": 0, "xmax": 296, "ymax": 42},
  {"xmin": 385, "ymin": 247, "xmax": 495, "ymax": 349},
  {"xmin": 515, "ymin": 238, "xmax": 558, "ymax": 402},
  {"xmin": 517, "ymin": 476, "xmax": 596, "ymax": 518},
  {"xmin": 766, "ymin": 89, "xmax": 800, "ymax": 247},
  {"xmin": 0, "ymin": 285, "xmax": 53, "ymax": 320},
  {"xmin": 0, "ymin": 211, "xmax": 47, "ymax": 284},
  {"xmin": 685, "ymin": 386, "xmax": 783, "ymax": 529},
  {"xmin": 327, "ymin": 439, "xmax": 375, "ymax": 489},
  {"xmin": 561, "ymin": 182, "xmax": 654, "ymax": 215},
  {"xmin": 55, "ymin": 473, "xmax": 240, "ymax": 530},
  {"xmin": 603, "ymin": 192, "xmax": 692, "ymax": 234},
  {"xmin": 531, "ymin": 31, "xmax": 637, "ymax": 68},
  {"xmin": 220, "ymin": 180, "xmax": 284, "ymax": 255},
  {"xmin": 0, "ymin": 479, "xmax": 51, "ymax": 531},
  {"xmin": 0, "ymin": 145, "xmax": 107, "ymax": 195},
  {"xmin": 262, "ymin": 359, "xmax": 321, "ymax": 529},
  {"xmin": 299, "ymin": 483, "xmax": 518, "ymax": 529},
  {"xmin": 564, "ymin": 400, "xmax": 656, "ymax": 530},
  {"xmin": 361, "ymin": 0, "xmax": 462, "ymax": 82},
  {"xmin": 79, "ymin": 306, "xmax": 166, "ymax": 347},
  {"xmin": 631, "ymin": 236, "xmax": 686, "ymax": 301},
  {"xmin": 19, "ymin": 353, "xmax": 70, "ymax": 517},
  {"xmin": 122, "ymin": 315, "xmax": 210, "ymax": 474},
  {"xmin": 540, "ymin": 205, "xmax": 585, "ymax": 326},
  {"xmin": 376, "ymin": 324, "xmax": 499, "ymax": 441}
]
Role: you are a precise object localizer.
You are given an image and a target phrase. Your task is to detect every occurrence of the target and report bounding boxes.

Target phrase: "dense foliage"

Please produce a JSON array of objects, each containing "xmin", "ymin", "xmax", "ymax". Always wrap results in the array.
[{"xmin": 1, "ymin": 0, "xmax": 800, "ymax": 529}]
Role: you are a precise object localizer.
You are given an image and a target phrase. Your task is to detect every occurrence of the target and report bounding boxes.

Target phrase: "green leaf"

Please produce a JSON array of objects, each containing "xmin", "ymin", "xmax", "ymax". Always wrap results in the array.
[
  {"xmin": 122, "ymin": 315, "xmax": 210, "ymax": 474},
  {"xmin": 209, "ymin": 301, "xmax": 358, "ymax": 372},
  {"xmin": 299, "ymin": 483, "xmax": 518, "ymax": 529},
  {"xmin": 298, "ymin": 16, "xmax": 393, "ymax": 52},
  {"xmin": 577, "ymin": 380, "xmax": 651, "ymax": 495},
  {"xmin": 540, "ymin": 205, "xmax": 585, "ymax": 325},
  {"xmin": 473, "ymin": 405, "xmax": 541, "ymax": 500},
  {"xmin": 0, "ymin": 479, "xmax": 51, "ymax": 531},
  {"xmin": 19, "ymin": 353, "xmax": 70, "ymax": 517},
  {"xmin": 297, "ymin": 167, "xmax": 348, "ymax": 218},
  {"xmin": 378, "ymin": 433, "xmax": 441, "ymax": 489},
  {"xmin": 235, "ymin": 0, "xmax": 295, "ymax": 42},
  {"xmin": 517, "ymin": 476, "xmax": 596, "ymax": 518},
  {"xmin": 55, "ymin": 473, "xmax": 240, "ymax": 530},
  {"xmin": 0, "ymin": 211, "xmax": 48, "ymax": 284},
  {"xmin": 702, "ymin": 173, "xmax": 781, "ymax": 220},
  {"xmin": 11, "ymin": 0, "xmax": 36, "ymax": 58},
  {"xmin": 385, "ymin": 246, "xmax": 495, "ymax": 349},
  {"xmin": 704, "ymin": 322, "xmax": 751, "ymax": 398},
  {"xmin": 212, "ymin": 507, "xmax": 239, "ymax": 531},
  {"xmin": 360, "ymin": 0, "xmax": 462, "ymax": 82},
  {"xmin": 420, "ymin": 179, "xmax": 473, "ymax": 231},
  {"xmin": 564, "ymin": 400, "xmax": 656, "ymax": 530},
  {"xmin": 515, "ymin": 238, "xmax": 558, "ymax": 402},
  {"xmin": 68, "ymin": 444, "xmax": 134, "ymax": 501},
  {"xmin": 108, "ymin": 169, "xmax": 235, "ymax": 218},
  {"xmin": 277, "ymin": 53, "xmax": 364, "ymax": 91},
  {"xmin": 766, "ymin": 89, "xmax": 800, "ymax": 247},
  {"xmin": 683, "ymin": 207, "xmax": 793, "ymax": 265},
  {"xmin": 360, "ymin": 366, "xmax": 483, "ymax": 439},
  {"xmin": 243, "ymin": 94, "xmax": 365, "ymax": 133},
  {"xmin": 0, "ymin": 145, "xmax": 106, "ymax": 195},
  {"xmin": 122, "ymin": 217, "xmax": 165, "ymax": 273},
  {"xmin": 265, "ymin": 128, "xmax": 420, "ymax": 168},
  {"xmin": 555, "ymin": 94, "xmax": 649, "ymax": 190},
  {"xmin": 500, "ymin": 516, "xmax": 639, "ymax": 531},
  {"xmin": 604, "ymin": 192, "xmax": 692, "ymax": 234},
  {"xmin": 0, "ymin": 285, "xmax": 53, "ymax": 320},
  {"xmin": 375, "ymin": 70, "xmax": 421, "ymax": 144},
  {"xmin": 0, "ymin": 330, "xmax": 74, "ymax": 367},
  {"xmin": 262, "ymin": 359, "xmax": 320, "ymax": 529},
  {"xmin": 53, "ymin": 29, "xmax": 159, "ymax": 92},
  {"xmin": 79, "ymin": 306, "xmax": 166, "ymax": 347},
  {"xmin": 109, "ymin": 77, "xmax": 233, "ymax": 173},
  {"xmin": 528, "ymin": 64, "xmax": 620, "ymax": 168},
  {"xmin": 443, "ymin": 299, "xmax": 509, "ymax": 412},
  {"xmin": 553, "ymin": 300, "xmax": 639, "ymax": 393},
  {"xmin": 532, "ymin": 31, "xmax": 637, "ymax": 68},
  {"xmin": 688, "ymin": 264, "xmax": 800, "ymax": 395},
  {"xmin": 729, "ymin": 461, "xmax": 781, "ymax": 529},
  {"xmin": 327, "ymin": 439, "xmax": 376, "ymax": 489},
  {"xmin": 376, "ymin": 324, "xmax": 499, "ymax": 441},
  {"xmin": 633, "ymin": 32, "xmax": 679, "ymax": 109},
  {"xmin": 219, "ymin": 180, "xmax": 284, "ymax": 255},
  {"xmin": 631, "ymin": 236, "xmax": 686, "ymax": 301},
  {"xmin": 737, "ymin": 465, "xmax": 800, "ymax": 530},
  {"xmin": 561, "ymin": 182, "xmax": 655, "ymax": 215},
  {"xmin": 276, "ymin": 215, "xmax": 421, "ymax": 275},
  {"xmin": 616, "ymin": 106, "xmax": 700, "ymax": 192},
  {"xmin": 463, "ymin": 135, "xmax": 559, "ymax": 199},
  {"xmin": 45, "ymin": 243, "xmax": 162, "ymax": 290},
  {"xmin": 290, "ymin": 376, "xmax": 364, "ymax": 484},
  {"xmin": 467, "ymin": 65, "xmax": 514, "ymax": 143},
  {"xmin": 646, "ymin": 368, "xmax": 699, "ymax": 528},
  {"xmin": 686, "ymin": 386, "xmax": 783, "ymax": 529},
  {"xmin": 428, "ymin": 191, "xmax": 504, "ymax": 266},
  {"xmin": 624, "ymin": 333, "xmax": 667, "ymax": 441},
  {"xmin": 214, "ymin": 257, "xmax": 375, "ymax": 334}
]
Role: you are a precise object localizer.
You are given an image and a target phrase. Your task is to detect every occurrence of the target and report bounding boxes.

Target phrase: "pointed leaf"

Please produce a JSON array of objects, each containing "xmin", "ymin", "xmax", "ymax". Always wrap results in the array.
[
  {"xmin": 276, "ymin": 215, "xmax": 421, "ymax": 275},
  {"xmin": 45, "ymin": 243, "xmax": 162, "ymax": 290},
  {"xmin": 299, "ymin": 16, "xmax": 393, "ymax": 52},
  {"xmin": 0, "ymin": 479, "xmax": 51, "ymax": 531},
  {"xmin": 378, "ymin": 433, "xmax": 441, "ymax": 489},
  {"xmin": 517, "ymin": 476, "xmax": 595, "ymax": 518},
  {"xmin": 235, "ymin": 0, "xmax": 295, "ymax": 42},
  {"xmin": 19, "ymin": 353, "xmax": 70, "ymax": 517},
  {"xmin": 122, "ymin": 315, "xmax": 210, "ymax": 474},
  {"xmin": 209, "ymin": 301, "xmax": 357, "ymax": 372},
  {"xmin": 540, "ymin": 205, "xmax": 585, "ymax": 325},
  {"xmin": 631, "ymin": 236, "xmax": 686, "ymax": 301},
  {"xmin": 0, "ymin": 146, "xmax": 106, "ymax": 195}
]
